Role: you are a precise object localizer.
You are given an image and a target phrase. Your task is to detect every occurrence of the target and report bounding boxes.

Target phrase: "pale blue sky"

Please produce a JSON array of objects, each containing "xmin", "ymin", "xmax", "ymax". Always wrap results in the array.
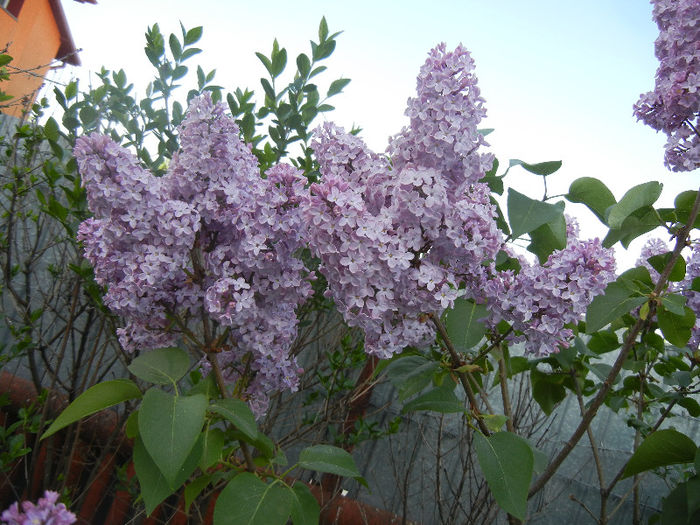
[{"xmin": 58, "ymin": 0, "xmax": 696, "ymax": 268}]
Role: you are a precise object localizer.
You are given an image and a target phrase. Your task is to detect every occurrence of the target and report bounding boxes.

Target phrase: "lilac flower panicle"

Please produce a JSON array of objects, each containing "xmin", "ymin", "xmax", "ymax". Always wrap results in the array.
[
  {"xmin": 388, "ymin": 43, "xmax": 495, "ymax": 187},
  {"xmin": 77, "ymin": 94, "xmax": 313, "ymax": 417},
  {"xmin": 1, "ymin": 491, "xmax": 76, "ymax": 525},
  {"xmin": 634, "ymin": 0, "xmax": 700, "ymax": 171},
  {"xmin": 483, "ymin": 237, "xmax": 616, "ymax": 356},
  {"xmin": 304, "ymin": 44, "xmax": 504, "ymax": 358}
]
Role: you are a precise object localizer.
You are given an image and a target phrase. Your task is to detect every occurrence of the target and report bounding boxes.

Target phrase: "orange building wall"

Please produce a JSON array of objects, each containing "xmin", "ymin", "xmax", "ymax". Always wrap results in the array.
[{"xmin": 1, "ymin": 0, "xmax": 62, "ymax": 117}]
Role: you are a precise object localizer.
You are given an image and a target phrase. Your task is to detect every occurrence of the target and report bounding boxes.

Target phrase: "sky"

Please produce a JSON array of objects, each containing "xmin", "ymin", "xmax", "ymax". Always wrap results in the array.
[{"xmin": 57, "ymin": 0, "xmax": 698, "ymax": 269}]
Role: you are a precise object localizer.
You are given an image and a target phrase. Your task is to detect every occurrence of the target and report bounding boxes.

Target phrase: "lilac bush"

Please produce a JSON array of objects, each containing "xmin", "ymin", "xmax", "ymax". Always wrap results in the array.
[
  {"xmin": 1, "ymin": 491, "xmax": 76, "ymax": 525},
  {"xmin": 634, "ymin": 0, "xmax": 700, "ymax": 171},
  {"xmin": 78, "ymin": 43, "xmax": 616, "ymax": 376}
]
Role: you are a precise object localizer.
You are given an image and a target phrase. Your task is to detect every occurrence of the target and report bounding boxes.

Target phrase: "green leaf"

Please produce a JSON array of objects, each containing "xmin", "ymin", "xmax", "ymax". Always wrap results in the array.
[
  {"xmin": 584, "ymin": 362, "xmax": 615, "ymax": 383},
  {"xmin": 401, "ymin": 386, "xmax": 464, "ymax": 414},
  {"xmin": 169, "ymin": 33, "xmax": 182, "ymax": 61},
  {"xmin": 444, "ymin": 298, "xmax": 488, "ymax": 351},
  {"xmin": 649, "ymin": 252, "xmax": 686, "ymax": 282},
  {"xmin": 622, "ymin": 429, "xmax": 696, "ymax": 478},
  {"xmin": 527, "ymin": 215, "xmax": 567, "ymax": 263},
  {"xmin": 679, "ymin": 398, "xmax": 700, "ymax": 418},
  {"xmin": 0, "ymin": 54, "xmax": 12, "ymax": 67},
  {"xmin": 79, "ymin": 106, "xmax": 98, "ymax": 126},
  {"xmin": 184, "ymin": 26, "xmax": 203, "ymax": 46},
  {"xmin": 289, "ymin": 483, "xmax": 320, "ymax": 525},
  {"xmin": 199, "ymin": 426, "xmax": 225, "ymax": 470},
  {"xmin": 692, "ymin": 277, "xmax": 700, "ymax": 292},
  {"xmin": 255, "ymin": 52, "xmax": 273, "ymax": 76},
  {"xmin": 41, "ymin": 379, "xmax": 142, "ymax": 439},
  {"xmin": 619, "ymin": 266, "xmax": 655, "ymax": 292},
  {"xmin": 507, "ymin": 188, "xmax": 564, "ymax": 238},
  {"xmin": 385, "ymin": 355, "xmax": 440, "ymax": 401},
  {"xmin": 658, "ymin": 306, "xmax": 696, "ymax": 347},
  {"xmin": 687, "ymin": 476, "xmax": 700, "ymax": 522},
  {"xmin": 318, "ymin": 17, "xmax": 329, "ymax": 41},
  {"xmin": 483, "ymin": 414, "xmax": 509, "ymax": 433},
  {"xmin": 474, "ymin": 431, "xmax": 533, "ymax": 520},
  {"xmin": 209, "ymin": 398, "xmax": 258, "ymax": 441},
  {"xmin": 65, "ymin": 81, "xmax": 77, "ymax": 100},
  {"xmin": 296, "ymin": 53, "xmax": 311, "ymax": 77},
  {"xmin": 44, "ymin": 117, "xmax": 59, "ymax": 142},
  {"xmin": 531, "ymin": 373, "xmax": 566, "ymax": 415},
  {"xmin": 566, "ymin": 177, "xmax": 616, "ymax": 224},
  {"xmin": 125, "ymin": 410, "xmax": 139, "ymax": 439},
  {"xmin": 658, "ymin": 481, "xmax": 696, "ymax": 525},
  {"xmin": 327, "ymin": 78, "xmax": 350, "ymax": 97},
  {"xmin": 586, "ymin": 281, "xmax": 648, "ymax": 333},
  {"xmin": 606, "ymin": 181, "xmax": 662, "ymax": 230},
  {"xmin": 298, "ymin": 444, "xmax": 364, "ymax": 483},
  {"xmin": 658, "ymin": 482, "xmax": 690, "ymax": 525},
  {"xmin": 260, "ymin": 78, "xmax": 275, "ymax": 100},
  {"xmin": 586, "ymin": 331, "xmax": 618, "ymax": 354},
  {"xmin": 214, "ymin": 474, "xmax": 293, "ymax": 525},
  {"xmin": 133, "ymin": 436, "xmax": 176, "ymax": 515},
  {"xmin": 661, "ymin": 294, "xmax": 687, "ymax": 316},
  {"xmin": 128, "ymin": 347, "xmax": 190, "ymax": 385},
  {"xmin": 312, "ymin": 39, "xmax": 336, "ymax": 61},
  {"xmin": 603, "ymin": 208, "xmax": 661, "ymax": 249},
  {"xmin": 134, "ymin": 434, "xmax": 203, "ymax": 515},
  {"xmin": 271, "ymin": 48, "xmax": 287, "ymax": 78},
  {"xmin": 139, "ymin": 388, "xmax": 207, "ymax": 487},
  {"xmin": 188, "ymin": 373, "xmax": 219, "ymax": 398},
  {"xmin": 511, "ymin": 159, "xmax": 562, "ymax": 176},
  {"xmin": 674, "ymin": 190, "xmax": 700, "ymax": 228}
]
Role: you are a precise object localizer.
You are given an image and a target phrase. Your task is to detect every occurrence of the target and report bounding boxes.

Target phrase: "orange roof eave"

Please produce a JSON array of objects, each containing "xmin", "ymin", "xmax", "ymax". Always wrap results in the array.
[{"xmin": 47, "ymin": 0, "xmax": 96, "ymax": 67}]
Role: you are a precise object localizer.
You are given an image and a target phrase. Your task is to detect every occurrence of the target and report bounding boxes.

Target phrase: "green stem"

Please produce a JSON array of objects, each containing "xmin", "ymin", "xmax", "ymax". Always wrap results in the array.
[{"xmin": 429, "ymin": 313, "xmax": 491, "ymax": 437}]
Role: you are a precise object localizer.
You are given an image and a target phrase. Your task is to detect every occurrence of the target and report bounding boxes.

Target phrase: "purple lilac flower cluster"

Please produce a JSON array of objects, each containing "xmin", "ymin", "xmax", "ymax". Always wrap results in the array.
[
  {"xmin": 304, "ymin": 45, "xmax": 503, "ymax": 358},
  {"xmin": 634, "ymin": 0, "xmax": 700, "ymax": 171},
  {"xmin": 77, "ymin": 95, "xmax": 313, "ymax": 416},
  {"xmin": 76, "ymin": 134, "xmax": 200, "ymax": 352},
  {"xmin": 483, "ymin": 237, "xmax": 616, "ymax": 356},
  {"xmin": 1, "ymin": 491, "xmax": 76, "ymax": 525},
  {"xmin": 388, "ymin": 43, "xmax": 494, "ymax": 188}
]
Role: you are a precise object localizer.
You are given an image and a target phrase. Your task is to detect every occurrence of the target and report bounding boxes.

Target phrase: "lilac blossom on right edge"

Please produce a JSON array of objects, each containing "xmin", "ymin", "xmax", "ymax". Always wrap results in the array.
[
  {"xmin": 638, "ymin": 239, "xmax": 700, "ymax": 351},
  {"xmin": 633, "ymin": 0, "xmax": 700, "ymax": 171}
]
